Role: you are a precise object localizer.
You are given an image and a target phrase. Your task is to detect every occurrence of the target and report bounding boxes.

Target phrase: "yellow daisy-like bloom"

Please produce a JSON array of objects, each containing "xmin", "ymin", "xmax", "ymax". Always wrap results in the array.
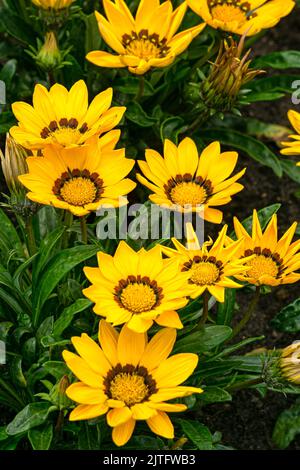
[
  {"xmin": 136, "ymin": 137, "xmax": 245, "ymax": 224},
  {"xmin": 162, "ymin": 223, "xmax": 251, "ymax": 303},
  {"xmin": 86, "ymin": 0, "xmax": 206, "ymax": 75},
  {"xmin": 83, "ymin": 241, "xmax": 192, "ymax": 332},
  {"xmin": 281, "ymin": 110, "xmax": 300, "ymax": 165},
  {"xmin": 187, "ymin": 0, "xmax": 295, "ymax": 36},
  {"xmin": 280, "ymin": 342, "xmax": 300, "ymax": 385},
  {"xmin": 231, "ymin": 210, "xmax": 300, "ymax": 286},
  {"xmin": 31, "ymin": 0, "xmax": 74, "ymax": 9},
  {"xmin": 18, "ymin": 133, "xmax": 136, "ymax": 217},
  {"xmin": 10, "ymin": 80, "xmax": 125, "ymax": 150},
  {"xmin": 63, "ymin": 321, "xmax": 202, "ymax": 446}
]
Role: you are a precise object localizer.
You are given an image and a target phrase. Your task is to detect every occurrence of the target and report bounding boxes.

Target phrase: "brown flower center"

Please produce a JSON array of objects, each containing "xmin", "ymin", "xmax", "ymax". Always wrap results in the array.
[
  {"xmin": 52, "ymin": 169, "xmax": 104, "ymax": 206},
  {"xmin": 182, "ymin": 255, "xmax": 223, "ymax": 286},
  {"xmin": 104, "ymin": 363, "xmax": 157, "ymax": 406},
  {"xmin": 114, "ymin": 275, "xmax": 163, "ymax": 313},
  {"xmin": 164, "ymin": 174, "xmax": 213, "ymax": 207},
  {"xmin": 208, "ymin": 0, "xmax": 257, "ymax": 22},
  {"xmin": 122, "ymin": 29, "xmax": 170, "ymax": 60},
  {"xmin": 244, "ymin": 247, "xmax": 283, "ymax": 281},
  {"xmin": 40, "ymin": 118, "xmax": 89, "ymax": 145}
]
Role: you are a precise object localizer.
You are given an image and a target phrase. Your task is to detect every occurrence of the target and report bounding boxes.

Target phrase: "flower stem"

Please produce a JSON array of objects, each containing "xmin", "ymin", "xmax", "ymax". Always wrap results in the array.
[
  {"xmin": 135, "ymin": 75, "xmax": 145, "ymax": 101},
  {"xmin": 25, "ymin": 216, "xmax": 37, "ymax": 257},
  {"xmin": 80, "ymin": 216, "xmax": 88, "ymax": 244},
  {"xmin": 194, "ymin": 290, "xmax": 210, "ymax": 330},
  {"xmin": 62, "ymin": 210, "xmax": 73, "ymax": 249},
  {"xmin": 231, "ymin": 286, "xmax": 261, "ymax": 339},
  {"xmin": 227, "ymin": 377, "xmax": 264, "ymax": 393}
]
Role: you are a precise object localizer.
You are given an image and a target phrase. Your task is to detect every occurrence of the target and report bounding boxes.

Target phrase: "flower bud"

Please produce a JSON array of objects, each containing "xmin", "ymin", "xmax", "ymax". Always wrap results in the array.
[
  {"xmin": 36, "ymin": 32, "xmax": 61, "ymax": 71},
  {"xmin": 280, "ymin": 341, "xmax": 300, "ymax": 385},
  {"xmin": 31, "ymin": 0, "xmax": 74, "ymax": 10},
  {"xmin": 0, "ymin": 134, "xmax": 29, "ymax": 196},
  {"xmin": 199, "ymin": 35, "xmax": 263, "ymax": 114}
]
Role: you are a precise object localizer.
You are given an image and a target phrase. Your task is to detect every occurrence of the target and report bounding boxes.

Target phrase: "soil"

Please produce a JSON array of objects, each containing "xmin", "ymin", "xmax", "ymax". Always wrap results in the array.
[{"xmin": 201, "ymin": 13, "xmax": 300, "ymax": 450}]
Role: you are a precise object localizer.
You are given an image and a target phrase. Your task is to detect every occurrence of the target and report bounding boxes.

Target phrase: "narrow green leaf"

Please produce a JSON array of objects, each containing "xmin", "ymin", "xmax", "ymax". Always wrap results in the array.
[
  {"xmin": 174, "ymin": 326, "xmax": 232, "ymax": 353},
  {"xmin": 253, "ymin": 51, "xmax": 300, "ymax": 70},
  {"xmin": 272, "ymin": 400, "xmax": 300, "ymax": 449},
  {"xmin": 53, "ymin": 299, "xmax": 92, "ymax": 337}
]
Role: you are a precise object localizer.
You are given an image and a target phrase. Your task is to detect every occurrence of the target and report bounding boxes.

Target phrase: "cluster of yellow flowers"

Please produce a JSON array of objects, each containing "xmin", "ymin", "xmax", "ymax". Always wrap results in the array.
[{"xmin": 6, "ymin": 0, "xmax": 299, "ymax": 447}]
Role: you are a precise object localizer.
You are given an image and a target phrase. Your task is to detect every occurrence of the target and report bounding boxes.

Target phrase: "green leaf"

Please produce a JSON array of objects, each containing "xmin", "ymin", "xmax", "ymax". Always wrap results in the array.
[
  {"xmin": 0, "ymin": 208, "xmax": 23, "ymax": 256},
  {"xmin": 32, "ymin": 245, "xmax": 99, "ymax": 326},
  {"xmin": 114, "ymin": 76, "xmax": 155, "ymax": 96},
  {"xmin": 33, "ymin": 227, "xmax": 65, "ymax": 286},
  {"xmin": 28, "ymin": 423, "xmax": 53, "ymax": 450},
  {"xmin": 245, "ymin": 75, "xmax": 297, "ymax": 95},
  {"xmin": 9, "ymin": 356, "xmax": 27, "ymax": 388},
  {"xmin": 0, "ymin": 59, "xmax": 17, "ymax": 86},
  {"xmin": 272, "ymin": 400, "xmax": 300, "ymax": 449},
  {"xmin": 43, "ymin": 361, "xmax": 69, "ymax": 379},
  {"xmin": 53, "ymin": 298, "xmax": 92, "ymax": 337},
  {"xmin": 281, "ymin": 160, "xmax": 300, "ymax": 184},
  {"xmin": 199, "ymin": 386, "xmax": 232, "ymax": 404},
  {"xmin": 36, "ymin": 316, "xmax": 54, "ymax": 344},
  {"xmin": 201, "ymin": 129, "xmax": 282, "ymax": 177},
  {"xmin": 78, "ymin": 423, "xmax": 101, "ymax": 450},
  {"xmin": 179, "ymin": 419, "xmax": 213, "ymax": 450},
  {"xmin": 174, "ymin": 326, "xmax": 232, "ymax": 353},
  {"xmin": 6, "ymin": 403, "xmax": 53, "ymax": 435},
  {"xmin": 216, "ymin": 289, "xmax": 236, "ymax": 326},
  {"xmin": 126, "ymin": 102, "xmax": 157, "ymax": 127},
  {"xmin": 253, "ymin": 51, "xmax": 300, "ymax": 70},
  {"xmin": 271, "ymin": 298, "xmax": 300, "ymax": 333},
  {"xmin": 160, "ymin": 116, "xmax": 186, "ymax": 142}
]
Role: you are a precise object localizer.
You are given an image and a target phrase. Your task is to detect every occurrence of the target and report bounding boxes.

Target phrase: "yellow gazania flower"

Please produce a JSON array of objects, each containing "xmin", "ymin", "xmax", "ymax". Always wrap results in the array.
[
  {"xmin": 231, "ymin": 210, "xmax": 300, "ymax": 286},
  {"xmin": 10, "ymin": 80, "xmax": 125, "ymax": 150},
  {"xmin": 187, "ymin": 0, "xmax": 295, "ymax": 36},
  {"xmin": 280, "ymin": 342, "xmax": 300, "ymax": 385},
  {"xmin": 86, "ymin": 0, "xmax": 206, "ymax": 75},
  {"xmin": 31, "ymin": 0, "xmax": 74, "ymax": 10},
  {"xmin": 18, "ymin": 134, "xmax": 136, "ymax": 217},
  {"xmin": 281, "ymin": 110, "xmax": 300, "ymax": 165},
  {"xmin": 136, "ymin": 137, "xmax": 245, "ymax": 224},
  {"xmin": 63, "ymin": 321, "xmax": 202, "ymax": 446},
  {"xmin": 162, "ymin": 223, "xmax": 250, "ymax": 303},
  {"xmin": 83, "ymin": 241, "xmax": 192, "ymax": 332}
]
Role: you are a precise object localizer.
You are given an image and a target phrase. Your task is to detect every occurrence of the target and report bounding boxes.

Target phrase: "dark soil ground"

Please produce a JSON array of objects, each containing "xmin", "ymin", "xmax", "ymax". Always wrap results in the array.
[{"xmin": 201, "ymin": 13, "xmax": 300, "ymax": 450}]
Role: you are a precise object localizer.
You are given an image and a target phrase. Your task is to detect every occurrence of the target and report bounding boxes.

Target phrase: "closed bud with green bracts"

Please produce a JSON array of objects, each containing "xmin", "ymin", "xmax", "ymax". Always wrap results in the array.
[
  {"xmin": 36, "ymin": 32, "xmax": 61, "ymax": 71},
  {"xmin": 0, "ymin": 134, "xmax": 29, "ymax": 196},
  {"xmin": 186, "ymin": 35, "xmax": 263, "ymax": 116}
]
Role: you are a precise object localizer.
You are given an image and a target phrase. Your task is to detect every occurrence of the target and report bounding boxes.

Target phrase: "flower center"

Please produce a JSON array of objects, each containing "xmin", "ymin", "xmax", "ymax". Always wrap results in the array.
[
  {"xmin": 247, "ymin": 255, "xmax": 278, "ymax": 280},
  {"xmin": 53, "ymin": 169, "xmax": 104, "ymax": 207},
  {"xmin": 164, "ymin": 174, "xmax": 213, "ymax": 207},
  {"xmin": 122, "ymin": 30, "xmax": 170, "ymax": 60},
  {"xmin": 183, "ymin": 255, "xmax": 223, "ymax": 286},
  {"xmin": 104, "ymin": 364, "xmax": 157, "ymax": 406},
  {"xmin": 208, "ymin": 0, "xmax": 257, "ymax": 23},
  {"xmin": 40, "ymin": 118, "xmax": 88, "ymax": 145},
  {"xmin": 114, "ymin": 275, "xmax": 163, "ymax": 314}
]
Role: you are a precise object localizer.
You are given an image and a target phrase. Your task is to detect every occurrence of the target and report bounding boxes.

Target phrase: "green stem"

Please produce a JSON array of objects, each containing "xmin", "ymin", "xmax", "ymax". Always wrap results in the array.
[
  {"xmin": 80, "ymin": 216, "xmax": 88, "ymax": 244},
  {"xmin": 25, "ymin": 216, "xmax": 37, "ymax": 257},
  {"xmin": 62, "ymin": 211, "xmax": 73, "ymax": 249},
  {"xmin": 194, "ymin": 290, "xmax": 210, "ymax": 330},
  {"xmin": 227, "ymin": 377, "xmax": 264, "ymax": 393},
  {"xmin": 231, "ymin": 286, "xmax": 261, "ymax": 339},
  {"xmin": 135, "ymin": 75, "xmax": 145, "ymax": 101}
]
